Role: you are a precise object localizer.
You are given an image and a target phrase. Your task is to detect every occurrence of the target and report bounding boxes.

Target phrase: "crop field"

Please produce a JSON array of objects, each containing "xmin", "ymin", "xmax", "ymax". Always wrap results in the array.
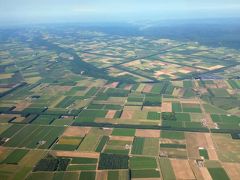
[
  {"xmin": 2, "ymin": 149, "xmax": 29, "ymax": 164},
  {"xmin": 129, "ymin": 156, "xmax": 158, "ymax": 169},
  {"xmin": 160, "ymin": 130, "xmax": 185, "ymax": 140},
  {"xmin": 159, "ymin": 158, "xmax": 176, "ymax": 180},
  {"xmin": 111, "ymin": 128, "xmax": 135, "ymax": 137},
  {"xmin": 0, "ymin": 27, "xmax": 240, "ymax": 180}
]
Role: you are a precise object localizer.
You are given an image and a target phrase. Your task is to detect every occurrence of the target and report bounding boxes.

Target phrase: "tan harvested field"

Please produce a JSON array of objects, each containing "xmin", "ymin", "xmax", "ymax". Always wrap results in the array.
[
  {"xmin": 160, "ymin": 138, "xmax": 185, "ymax": 144},
  {"xmin": 199, "ymin": 167, "xmax": 212, "ymax": 180},
  {"xmin": 189, "ymin": 160, "xmax": 212, "ymax": 180},
  {"xmin": 142, "ymin": 106, "xmax": 161, "ymax": 111},
  {"xmin": 0, "ymin": 147, "xmax": 6, "ymax": 156},
  {"xmin": 161, "ymin": 102, "xmax": 172, "ymax": 112},
  {"xmin": 172, "ymin": 88, "xmax": 182, "ymax": 97},
  {"xmin": 93, "ymin": 100, "xmax": 124, "ymax": 105},
  {"xmin": 216, "ymin": 80, "xmax": 229, "ymax": 89},
  {"xmin": 105, "ymin": 110, "xmax": 116, "ymax": 119},
  {"xmin": 105, "ymin": 82, "xmax": 119, "ymax": 88},
  {"xmin": 180, "ymin": 99, "xmax": 199, "ymax": 104},
  {"xmin": 62, "ymin": 126, "xmax": 91, "ymax": 137},
  {"xmin": 142, "ymin": 84, "xmax": 153, "ymax": 93},
  {"xmin": 0, "ymin": 87, "xmax": 10, "ymax": 93},
  {"xmin": 12, "ymin": 115, "xmax": 25, "ymax": 123},
  {"xmin": 120, "ymin": 110, "xmax": 134, "ymax": 119},
  {"xmin": 110, "ymin": 136, "xmax": 134, "ymax": 141},
  {"xmin": 204, "ymin": 133, "xmax": 218, "ymax": 160},
  {"xmin": 14, "ymin": 101, "xmax": 31, "ymax": 111},
  {"xmin": 51, "ymin": 85, "xmax": 72, "ymax": 92},
  {"xmin": 124, "ymin": 84, "xmax": 133, "ymax": 90},
  {"xmin": 207, "ymin": 65, "xmax": 224, "ymax": 70},
  {"xmin": 96, "ymin": 170, "xmax": 108, "ymax": 180},
  {"xmin": 0, "ymin": 114, "xmax": 16, "ymax": 120},
  {"xmin": 171, "ymin": 159, "xmax": 195, "ymax": 179},
  {"xmin": 135, "ymin": 129, "xmax": 160, "ymax": 138},
  {"xmin": 107, "ymin": 97, "xmax": 127, "ymax": 104},
  {"xmin": 20, "ymin": 150, "xmax": 47, "ymax": 167},
  {"xmin": 185, "ymin": 133, "xmax": 210, "ymax": 159},
  {"xmin": 0, "ymin": 73, "xmax": 13, "ymax": 79},
  {"xmin": 186, "ymin": 133, "xmax": 218, "ymax": 160},
  {"xmin": 205, "ymin": 84, "xmax": 218, "ymax": 89},
  {"xmin": 181, "ymin": 67, "xmax": 193, "ymax": 73},
  {"xmin": 54, "ymin": 151, "xmax": 100, "ymax": 158},
  {"xmin": 123, "ymin": 106, "xmax": 141, "ymax": 111},
  {"xmin": 212, "ymin": 133, "xmax": 240, "ymax": 162},
  {"xmin": 123, "ymin": 60, "xmax": 141, "ymax": 66},
  {"xmin": 0, "ymin": 114, "xmax": 24, "ymax": 123},
  {"xmin": 222, "ymin": 163, "xmax": 240, "ymax": 180},
  {"xmin": 136, "ymin": 84, "xmax": 145, "ymax": 92}
]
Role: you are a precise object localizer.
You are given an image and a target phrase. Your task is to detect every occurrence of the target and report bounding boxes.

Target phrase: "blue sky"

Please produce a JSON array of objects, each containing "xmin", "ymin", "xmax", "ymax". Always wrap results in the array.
[{"xmin": 0, "ymin": 0, "xmax": 240, "ymax": 25}]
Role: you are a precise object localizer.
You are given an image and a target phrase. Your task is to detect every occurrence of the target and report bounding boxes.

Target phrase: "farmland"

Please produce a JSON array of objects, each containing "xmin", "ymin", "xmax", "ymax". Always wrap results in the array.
[{"xmin": 0, "ymin": 26, "xmax": 240, "ymax": 180}]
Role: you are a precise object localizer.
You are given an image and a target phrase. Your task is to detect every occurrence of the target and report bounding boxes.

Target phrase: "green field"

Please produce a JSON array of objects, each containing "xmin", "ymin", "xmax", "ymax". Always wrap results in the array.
[
  {"xmin": 2, "ymin": 149, "xmax": 29, "ymax": 164},
  {"xmin": 161, "ymin": 130, "xmax": 185, "ymax": 140},
  {"xmin": 111, "ymin": 128, "xmax": 135, "ymax": 136}
]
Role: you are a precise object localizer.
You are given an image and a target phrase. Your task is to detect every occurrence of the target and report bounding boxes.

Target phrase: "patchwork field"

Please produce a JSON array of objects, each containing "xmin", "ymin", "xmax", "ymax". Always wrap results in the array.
[{"xmin": 0, "ymin": 28, "xmax": 239, "ymax": 180}]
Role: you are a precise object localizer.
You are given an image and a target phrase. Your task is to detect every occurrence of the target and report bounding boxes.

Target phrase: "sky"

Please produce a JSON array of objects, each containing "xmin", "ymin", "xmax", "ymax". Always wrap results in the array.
[{"xmin": 0, "ymin": 0, "xmax": 240, "ymax": 25}]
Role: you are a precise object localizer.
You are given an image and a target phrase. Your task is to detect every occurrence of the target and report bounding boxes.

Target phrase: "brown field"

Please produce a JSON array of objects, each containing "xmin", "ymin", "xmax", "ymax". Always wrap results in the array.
[
  {"xmin": 161, "ymin": 102, "xmax": 172, "ymax": 112},
  {"xmin": 120, "ymin": 110, "xmax": 134, "ymax": 119},
  {"xmin": 171, "ymin": 159, "xmax": 195, "ymax": 179},
  {"xmin": 12, "ymin": 115, "xmax": 25, "ymax": 123},
  {"xmin": 199, "ymin": 167, "xmax": 212, "ymax": 180},
  {"xmin": 123, "ymin": 60, "xmax": 141, "ymax": 66},
  {"xmin": 216, "ymin": 80, "xmax": 229, "ymax": 89},
  {"xmin": 142, "ymin": 106, "xmax": 161, "ymax": 111},
  {"xmin": 96, "ymin": 171, "xmax": 108, "ymax": 180},
  {"xmin": 124, "ymin": 84, "xmax": 133, "ymax": 90},
  {"xmin": 0, "ymin": 114, "xmax": 24, "ymax": 123},
  {"xmin": 123, "ymin": 106, "xmax": 141, "ymax": 111},
  {"xmin": 207, "ymin": 65, "xmax": 224, "ymax": 70},
  {"xmin": 180, "ymin": 99, "xmax": 199, "ymax": 104},
  {"xmin": 105, "ymin": 82, "xmax": 119, "ymax": 88},
  {"xmin": 0, "ymin": 147, "xmax": 6, "ymax": 156},
  {"xmin": 95, "ymin": 118, "xmax": 115, "ymax": 124},
  {"xmin": 204, "ymin": 133, "xmax": 218, "ymax": 160},
  {"xmin": 205, "ymin": 84, "xmax": 218, "ymax": 89},
  {"xmin": 0, "ymin": 114, "xmax": 16, "ymax": 120},
  {"xmin": 212, "ymin": 133, "xmax": 240, "ymax": 162},
  {"xmin": 178, "ymin": 89, "xmax": 185, "ymax": 97},
  {"xmin": 107, "ymin": 97, "xmax": 127, "ymax": 104},
  {"xmin": 135, "ymin": 129, "xmax": 160, "ymax": 138},
  {"xmin": 62, "ymin": 127, "xmax": 91, "ymax": 137},
  {"xmin": 222, "ymin": 163, "xmax": 240, "ymax": 180},
  {"xmin": 51, "ymin": 85, "xmax": 72, "ymax": 92},
  {"xmin": 14, "ymin": 101, "xmax": 31, "ymax": 111},
  {"xmin": 172, "ymin": 88, "xmax": 181, "ymax": 97},
  {"xmin": 136, "ymin": 84, "xmax": 145, "ymax": 92},
  {"xmin": 105, "ymin": 110, "xmax": 116, "ymax": 119},
  {"xmin": 160, "ymin": 138, "xmax": 185, "ymax": 144},
  {"xmin": 186, "ymin": 133, "xmax": 209, "ymax": 159},
  {"xmin": 142, "ymin": 84, "xmax": 153, "ymax": 93},
  {"xmin": 110, "ymin": 136, "xmax": 134, "ymax": 141},
  {"xmin": 54, "ymin": 151, "xmax": 99, "ymax": 158},
  {"xmin": 189, "ymin": 160, "xmax": 211, "ymax": 180},
  {"xmin": 186, "ymin": 133, "xmax": 218, "ymax": 160}
]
